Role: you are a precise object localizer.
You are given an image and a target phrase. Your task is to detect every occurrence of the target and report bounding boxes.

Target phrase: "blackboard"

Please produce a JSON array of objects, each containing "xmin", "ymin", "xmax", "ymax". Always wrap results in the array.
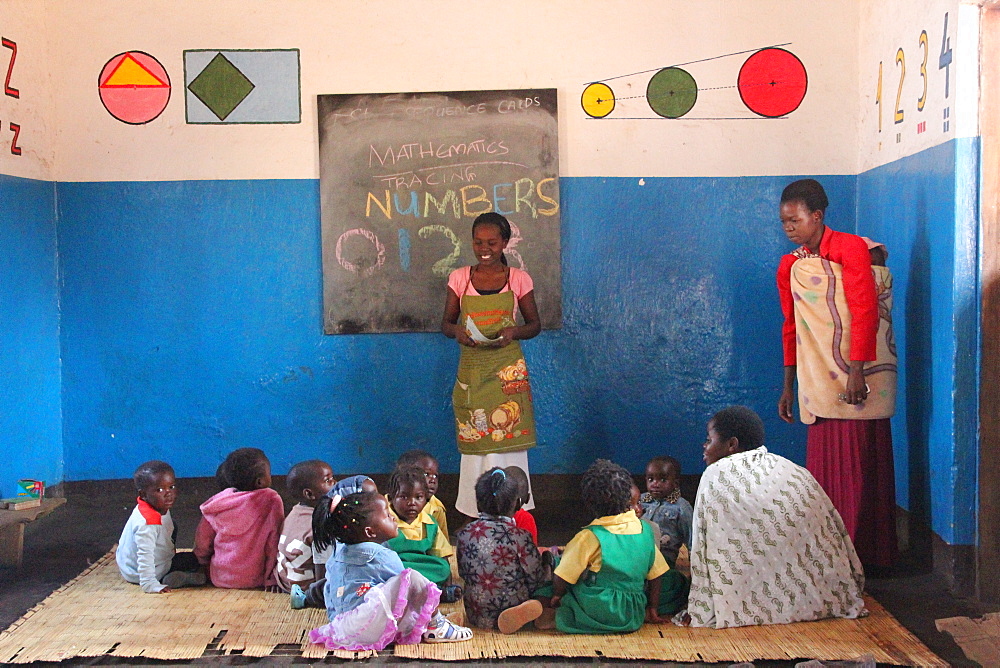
[{"xmin": 318, "ymin": 89, "xmax": 561, "ymax": 334}]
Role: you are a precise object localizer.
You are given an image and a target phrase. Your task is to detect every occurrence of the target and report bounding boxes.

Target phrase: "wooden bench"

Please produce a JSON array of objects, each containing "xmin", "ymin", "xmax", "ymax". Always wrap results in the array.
[{"xmin": 0, "ymin": 498, "xmax": 66, "ymax": 568}]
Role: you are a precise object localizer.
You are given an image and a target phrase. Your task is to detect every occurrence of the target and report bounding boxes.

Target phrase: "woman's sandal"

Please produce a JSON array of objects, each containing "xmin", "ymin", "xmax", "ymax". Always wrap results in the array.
[{"xmin": 422, "ymin": 615, "xmax": 473, "ymax": 643}]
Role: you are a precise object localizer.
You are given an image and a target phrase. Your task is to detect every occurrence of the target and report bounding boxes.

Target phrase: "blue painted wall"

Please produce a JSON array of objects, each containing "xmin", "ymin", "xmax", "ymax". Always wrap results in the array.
[
  {"xmin": 29, "ymin": 148, "xmax": 982, "ymax": 549},
  {"xmin": 0, "ymin": 175, "xmax": 62, "ymax": 498},
  {"xmin": 857, "ymin": 137, "xmax": 980, "ymax": 545},
  {"xmin": 57, "ymin": 176, "xmax": 856, "ymax": 482}
]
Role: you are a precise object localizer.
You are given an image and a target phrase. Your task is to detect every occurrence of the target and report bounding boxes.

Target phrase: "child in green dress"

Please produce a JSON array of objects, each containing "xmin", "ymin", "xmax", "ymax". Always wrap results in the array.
[
  {"xmin": 396, "ymin": 450, "xmax": 449, "ymax": 541},
  {"xmin": 538, "ymin": 459, "xmax": 669, "ymax": 634},
  {"xmin": 384, "ymin": 466, "xmax": 462, "ymax": 602}
]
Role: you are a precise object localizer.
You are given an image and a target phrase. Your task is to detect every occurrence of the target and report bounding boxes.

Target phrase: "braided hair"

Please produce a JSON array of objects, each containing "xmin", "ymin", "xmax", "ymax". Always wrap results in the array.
[
  {"xmin": 312, "ymin": 491, "xmax": 382, "ymax": 551},
  {"xmin": 475, "ymin": 467, "xmax": 520, "ymax": 517},
  {"xmin": 580, "ymin": 459, "xmax": 634, "ymax": 519},
  {"xmin": 386, "ymin": 465, "xmax": 429, "ymax": 499},
  {"xmin": 396, "ymin": 449, "xmax": 435, "ymax": 468}
]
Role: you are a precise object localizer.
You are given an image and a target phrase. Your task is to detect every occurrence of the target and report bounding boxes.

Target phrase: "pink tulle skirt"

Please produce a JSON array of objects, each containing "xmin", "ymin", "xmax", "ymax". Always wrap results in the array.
[{"xmin": 308, "ymin": 569, "xmax": 441, "ymax": 652}]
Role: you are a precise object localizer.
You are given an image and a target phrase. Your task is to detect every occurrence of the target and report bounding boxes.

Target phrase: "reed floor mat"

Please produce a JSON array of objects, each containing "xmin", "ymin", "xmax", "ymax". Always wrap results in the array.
[{"xmin": 0, "ymin": 550, "xmax": 945, "ymax": 665}]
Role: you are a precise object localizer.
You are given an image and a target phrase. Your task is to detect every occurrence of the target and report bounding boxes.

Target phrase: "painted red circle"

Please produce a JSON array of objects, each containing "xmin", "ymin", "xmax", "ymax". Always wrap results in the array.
[
  {"xmin": 98, "ymin": 51, "xmax": 171, "ymax": 125},
  {"xmin": 738, "ymin": 48, "xmax": 807, "ymax": 118}
]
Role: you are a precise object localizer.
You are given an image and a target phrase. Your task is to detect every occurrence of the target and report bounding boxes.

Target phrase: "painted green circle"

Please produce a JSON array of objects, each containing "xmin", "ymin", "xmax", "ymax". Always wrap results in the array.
[{"xmin": 646, "ymin": 67, "xmax": 698, "ymax": 118}]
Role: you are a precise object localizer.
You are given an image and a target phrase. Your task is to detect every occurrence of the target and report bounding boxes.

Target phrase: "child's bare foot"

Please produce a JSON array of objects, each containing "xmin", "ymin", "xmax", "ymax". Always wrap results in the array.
[
  {"xmin": 497, "ymin": 600, "xmax": 543, "ymax": 634},
  {"xmin": 534, "ymin": 606, "xmax": 557, "ymax": 630}
]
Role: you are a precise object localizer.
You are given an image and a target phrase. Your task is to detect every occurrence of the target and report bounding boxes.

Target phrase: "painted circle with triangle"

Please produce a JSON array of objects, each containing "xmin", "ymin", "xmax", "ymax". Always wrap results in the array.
[{"xmin": 98, "ymin": 51, "xmax": 171, "ymax": 125}]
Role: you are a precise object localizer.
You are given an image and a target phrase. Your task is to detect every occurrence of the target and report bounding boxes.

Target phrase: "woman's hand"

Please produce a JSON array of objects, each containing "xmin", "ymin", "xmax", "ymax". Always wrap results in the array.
[
  {"xmin": 549, "ymin": 594, "xmax": 562, "ymax": 608},
  {"xmin": 778, "ymin": 389, "xmax": 795, "ymax": 423},
  {"xmin": 778, "ymin": 365, "xmax": 796, "ymax": 423},
  {"xmin": 493, "ymin": 326, "xmax": 518, "ymax": 348},
  {"xmin": 843, "ymin": 363, "xmax": 868, "ymax": 404},
  {"xmin": 454, "ymin": 329, "xmax": 477, "ymax": 347}
]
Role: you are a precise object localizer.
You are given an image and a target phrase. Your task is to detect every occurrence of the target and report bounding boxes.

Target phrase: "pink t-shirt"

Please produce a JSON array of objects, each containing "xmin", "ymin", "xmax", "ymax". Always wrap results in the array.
[{"xmin": 447, "ymin": 266, "xmax": 534, "ymax": 319}]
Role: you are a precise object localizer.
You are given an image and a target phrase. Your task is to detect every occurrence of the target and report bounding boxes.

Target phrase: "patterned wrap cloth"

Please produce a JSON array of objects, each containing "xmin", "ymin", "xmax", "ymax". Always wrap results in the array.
[
  {"xmin": 789, "ymin": 257, "xmax": 897, "ymax": 423},
  {"xmin": 687, "ymin": 447, "xmax": 866, "ymax": 629}
]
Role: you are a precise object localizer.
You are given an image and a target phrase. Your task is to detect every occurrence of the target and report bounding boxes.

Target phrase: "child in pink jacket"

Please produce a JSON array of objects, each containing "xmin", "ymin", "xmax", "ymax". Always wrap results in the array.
[{"xmin": 194, "ymin": 448, "xmax": 284, "ymax": 589}]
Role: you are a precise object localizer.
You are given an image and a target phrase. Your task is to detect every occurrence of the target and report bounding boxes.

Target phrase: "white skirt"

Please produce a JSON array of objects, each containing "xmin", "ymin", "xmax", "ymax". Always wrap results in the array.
[{"xmin": 455, "ymin": 450, "xmax": 535, "ymax": 517}]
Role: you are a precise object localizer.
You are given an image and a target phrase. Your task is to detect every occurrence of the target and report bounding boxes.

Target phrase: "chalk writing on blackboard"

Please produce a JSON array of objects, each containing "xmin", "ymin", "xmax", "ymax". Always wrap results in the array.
[{"xmin": 318, "ymin": 89, "xmax": 561, "ymax": 335}]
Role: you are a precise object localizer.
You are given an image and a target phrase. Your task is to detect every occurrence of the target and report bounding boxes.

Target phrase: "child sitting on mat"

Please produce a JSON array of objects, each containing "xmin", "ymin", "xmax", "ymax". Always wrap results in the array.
[
  {"xmin": 290, "ymin": 468, "xmax": 378, "ymax": 609},
  {"xmin": 538, "ymin": 459, "xmax": 669, "ymax": 634},
  {"xmin": 456, "ymin": 467, "xmax": 550, "ymax": 633},
  {"xmin": 632, "ymin": 481, "xmax": 690, "ymax": 616},
  {"xmin": 397, "ymin": 449, "xmax": 449, "ymax": 540},
  {"xmin": 505, "ymin": 465, "xmax": 538, "ymax": 544},
  {"xmin": 116, "ymin": 460, "xmax": 205, "ymax": 593},
  {"xmin": 194, "ymin": 447, "xmax": 284, "ymax": 589},
  {"xmin": 308, "ymin": 491, "xmax": 473, "ymax": 650},
  {"xmin": 272, "ymin": 460, "xmax": 335, "ymax": 603},
  {"xmin": 384, "ymin": 466, "xmax": 463, "ymax": 602},
  {"xmin": 640, "ymin": 455, "xmax": 692, "ymax": 616}
]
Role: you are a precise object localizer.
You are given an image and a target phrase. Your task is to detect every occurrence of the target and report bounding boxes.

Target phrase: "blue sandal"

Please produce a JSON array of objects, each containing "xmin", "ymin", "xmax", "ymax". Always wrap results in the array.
[{"xmin": 290, "ymin": 584, "xmax": 307, "ymax": 610}]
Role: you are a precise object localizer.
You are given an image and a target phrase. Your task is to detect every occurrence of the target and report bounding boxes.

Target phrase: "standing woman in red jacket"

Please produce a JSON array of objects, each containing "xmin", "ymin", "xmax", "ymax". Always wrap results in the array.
[{"xmin": 776, "ymin": 179, "xmax": 898, "ymax": 569}]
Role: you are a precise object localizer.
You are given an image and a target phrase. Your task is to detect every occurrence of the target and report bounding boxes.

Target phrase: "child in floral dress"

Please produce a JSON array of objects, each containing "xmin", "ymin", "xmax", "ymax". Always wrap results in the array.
[{"xmin": 456, "ymin": 467, "xmax": 550, "ymax": 633}]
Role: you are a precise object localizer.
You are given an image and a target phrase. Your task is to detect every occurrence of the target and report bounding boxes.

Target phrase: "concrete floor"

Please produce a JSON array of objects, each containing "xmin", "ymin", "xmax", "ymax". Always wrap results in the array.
[{"xmin": 1, "ymin": 478, "xmax": 996, "ymax": 666}]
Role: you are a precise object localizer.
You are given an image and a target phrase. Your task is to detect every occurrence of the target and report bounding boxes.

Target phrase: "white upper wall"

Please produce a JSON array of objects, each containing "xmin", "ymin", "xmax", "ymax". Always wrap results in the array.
[
  {"xmin": 48, "ymin": 0, "xmax": 860, "ymax": 182},
  {"xmin": 857, "ymin": 0, "xmax": 978, "ymax": 173},
  {"xmin": 0, "ymin": 0, "xmax": 56, "ymax": 180}
]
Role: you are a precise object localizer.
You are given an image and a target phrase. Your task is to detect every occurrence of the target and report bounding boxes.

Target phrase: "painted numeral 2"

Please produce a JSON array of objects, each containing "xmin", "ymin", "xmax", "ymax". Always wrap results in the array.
[
  {"xmin": 894, "ymin": 48, "xmax": 905, "ymax": 124},
  {"xmin": 2, "ymin": 38, "xmax": 18, "ymax": 98}
]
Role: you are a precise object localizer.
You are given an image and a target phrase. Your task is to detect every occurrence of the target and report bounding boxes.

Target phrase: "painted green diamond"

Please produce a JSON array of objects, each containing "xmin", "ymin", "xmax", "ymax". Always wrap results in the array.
[{"xmin": 187, "ymin": 53, "xmax": 255, "ymax": 121}]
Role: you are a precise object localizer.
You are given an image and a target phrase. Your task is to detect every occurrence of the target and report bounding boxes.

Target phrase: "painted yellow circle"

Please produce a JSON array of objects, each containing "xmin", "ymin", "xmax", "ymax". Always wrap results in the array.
[{"xmin": 581, "ymin": 83, "xmax": 615, "ymax": 118}]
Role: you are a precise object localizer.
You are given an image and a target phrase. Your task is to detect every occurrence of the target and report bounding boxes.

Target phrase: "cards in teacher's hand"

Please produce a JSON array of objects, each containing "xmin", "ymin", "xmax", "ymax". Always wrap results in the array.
[{"xmin": 465, "ymin": 316, "xmax": 501, "ymax": 345}]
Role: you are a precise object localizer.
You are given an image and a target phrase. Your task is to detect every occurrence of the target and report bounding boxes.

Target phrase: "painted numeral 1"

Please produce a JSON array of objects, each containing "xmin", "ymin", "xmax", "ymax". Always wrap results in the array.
[{"xmin": 876, "ymin": 61, "xmax": 882, "ymax": 133}]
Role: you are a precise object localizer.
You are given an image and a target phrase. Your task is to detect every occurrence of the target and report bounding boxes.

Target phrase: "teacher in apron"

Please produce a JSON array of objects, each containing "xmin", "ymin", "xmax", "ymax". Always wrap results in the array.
[{"xmin": 442, "ymin": 212, "xmax": 541, "ymax": 517}]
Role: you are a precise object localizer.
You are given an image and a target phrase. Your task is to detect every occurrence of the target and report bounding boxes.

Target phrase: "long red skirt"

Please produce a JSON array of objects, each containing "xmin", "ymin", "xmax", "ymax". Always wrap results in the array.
[{"xmin": 806, "ymin": 417, "xmax": 898, "ymax": 568}]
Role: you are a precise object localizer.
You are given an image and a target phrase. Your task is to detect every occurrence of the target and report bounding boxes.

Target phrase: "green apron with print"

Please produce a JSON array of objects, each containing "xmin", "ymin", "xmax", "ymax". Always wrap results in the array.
[
  {"xmin": 453, "ymin": 289, "xmax": 536, "ymax": 454},
  {"xmin": 385, "ymin": 519, "xmax": 451, "ymax": 585},
  {"xmin": 556, "ymin": 523, "xmax": 656, "ymax": 634}
]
